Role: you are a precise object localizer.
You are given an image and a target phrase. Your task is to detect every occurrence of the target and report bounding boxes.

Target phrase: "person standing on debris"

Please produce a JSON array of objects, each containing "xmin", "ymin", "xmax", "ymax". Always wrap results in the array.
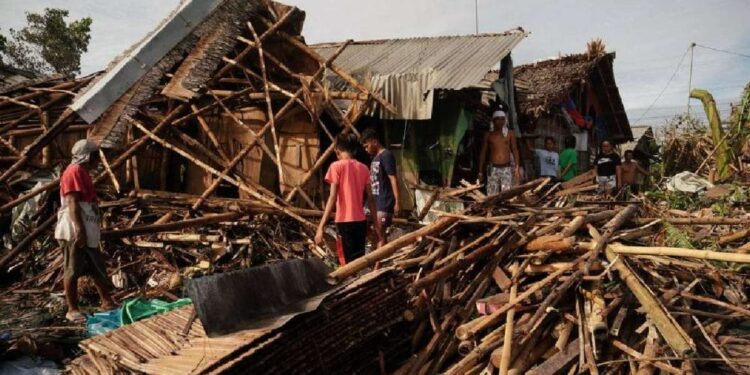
[
  {"xmin": 559, "ymin": 135, "xmax": 578, "ymax": 182},
  {"xmin": 478, "ymin": 110, "xmax": 521, "ymax": 195},
  {"xmin": 593, "ymin": 140, "xmax": 622, "ymax": 195},
  {"xmin": 361, "ymin": 128, "xmax": 400, "ymax": 248},
  {"xmin": 55, "ymin": 139, "xmax": 116, "ymax": 322},
  {"xmin": 620, "ymin": 150, "xmax": 654, "ymax": 194},
  {"xmin": 535, "ymin": 136, "xmax": 560, "ymax": 180},
  {"xmin": 316, "ymin": 133, "xmax": 382, "ymax": 265}
]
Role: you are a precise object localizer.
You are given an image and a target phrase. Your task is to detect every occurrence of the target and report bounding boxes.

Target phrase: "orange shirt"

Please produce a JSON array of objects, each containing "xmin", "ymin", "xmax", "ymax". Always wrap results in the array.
[{"xmin": 325, "ymin": 159, "xmax": 370, "ymax": 223}]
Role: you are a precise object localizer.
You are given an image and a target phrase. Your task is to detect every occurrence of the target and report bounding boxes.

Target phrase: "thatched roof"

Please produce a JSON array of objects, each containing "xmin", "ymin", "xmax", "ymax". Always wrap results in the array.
[
  {"xmin": 514, "ymin": 53, "xmax": 600, "ymax": 117},
  {"xmin": 514, "ymin": 52, "xmax": 633, "ymax": 142}
]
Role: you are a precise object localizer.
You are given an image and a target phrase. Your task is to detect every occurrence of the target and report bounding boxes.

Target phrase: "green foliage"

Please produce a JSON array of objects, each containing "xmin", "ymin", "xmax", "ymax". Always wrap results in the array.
[
  {"xmin": 663, "ymin": 223, "xmax": 695, "ymax": 249},
  {"xmin": 644, "ymin": 190, "xmax": 702, "ymax": 211},
  {"xmin": 0, "ymin": 8, "xmax": 92, "ymax": 77},
  {"xmin": 710, "ymin": 202, "xmax": 731, "ymax": 217}
]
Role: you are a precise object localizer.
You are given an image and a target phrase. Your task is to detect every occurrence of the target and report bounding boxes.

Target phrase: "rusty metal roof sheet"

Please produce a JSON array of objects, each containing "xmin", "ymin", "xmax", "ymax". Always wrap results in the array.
[{"xmin": 312, "ymin": 30, "xmax": 528, "ymax": 120}]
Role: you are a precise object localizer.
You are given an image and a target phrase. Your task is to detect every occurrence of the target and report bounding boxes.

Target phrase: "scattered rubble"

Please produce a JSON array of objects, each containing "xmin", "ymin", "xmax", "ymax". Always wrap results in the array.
[{"xmin": 1, "ymin": 0, "xmax": 749, "ymax": 374}]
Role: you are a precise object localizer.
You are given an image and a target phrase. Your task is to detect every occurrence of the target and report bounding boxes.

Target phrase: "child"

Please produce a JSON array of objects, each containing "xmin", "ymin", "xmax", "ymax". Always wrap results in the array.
[
  {"xmin": 316, "ymin": 133, "xmax": 382, "ymax": 265},
  {"xmin": 559, "ymin": 135, "xmax": 578, "ymax": 181},
  {"xmin": 535, "ymin": 136, "xmax": 560, "ymax": 180}
]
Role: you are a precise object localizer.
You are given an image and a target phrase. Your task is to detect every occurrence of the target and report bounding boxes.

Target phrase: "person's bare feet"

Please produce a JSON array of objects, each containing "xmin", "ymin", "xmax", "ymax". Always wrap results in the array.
[
  {"xmin": 100, "ymin": 300, "xmax": 117, "ymax": 311},
  {"xmin": 65, "ymin": 310, "xmax": 86, "ymax": 323}
]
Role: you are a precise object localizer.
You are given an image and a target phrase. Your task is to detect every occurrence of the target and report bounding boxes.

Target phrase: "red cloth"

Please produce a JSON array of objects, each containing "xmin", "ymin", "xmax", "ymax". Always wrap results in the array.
[
  {"xmin": 325, "ymin": 159, "xmax": 370, "ymax": 223},
  {"xmin": 60, "ymin": 164, "xmax": 96, "ymax": 202},
  {"xmin": 335, "ymin": 236, "xmax": 347, "ymax": 266}
]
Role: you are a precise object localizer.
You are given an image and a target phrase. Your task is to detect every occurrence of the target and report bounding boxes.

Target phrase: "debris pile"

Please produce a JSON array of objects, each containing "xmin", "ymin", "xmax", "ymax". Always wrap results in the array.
[
  {"xmin": 1, "ymin": 0, "xmax": 387, "ymax": 360},
  {"xmin": 324, "ymin": 177, "xmax": 750, "ymax": 374},
  {"xmin": 68, "ymin": 268, "xmax": 410, "ymax": 374}
]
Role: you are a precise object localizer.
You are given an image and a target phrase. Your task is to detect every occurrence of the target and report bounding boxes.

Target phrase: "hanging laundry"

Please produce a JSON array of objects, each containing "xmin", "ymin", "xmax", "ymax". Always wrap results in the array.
[{"xmin": 560, "ymin": 96, "xmax": 585, "ymax": 127}]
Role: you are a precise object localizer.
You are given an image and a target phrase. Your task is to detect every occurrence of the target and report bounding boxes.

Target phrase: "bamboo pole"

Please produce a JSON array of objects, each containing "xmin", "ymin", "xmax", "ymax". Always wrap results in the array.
[
  {"xmin": 718, "ymin": 228, "xmax": 750, "ymax": 245},
  {"xmin": 93, "ymin": 104, "xmax": 186, "ymax": 185},
  {"xmin": 99, "ymin": 149, "xmax": 120, "ymax": 193},
  {"xmin": 258, "ymin": 16, "xmax": 397, "ymax": 115},
  {"xmin": 584, "ymin": 242, "xmax": 750, "ymax": 263},
  {"xmin": 328, "ymin": 216, "xmax": 458, "ymax": 282},
  {"xmin": 455, "ymin": 254, "xmax": 587, "ymax": 340},
  {"xmin": 588, "ymin": 226, "xmax": 695, "ymax": 357},
  {"xmin": 583, "ymin": 203, "xmax": 638, "ymax": 274},
  {"xmin": 190, "ymin": 104, "xmax": 229, "ymax": 162},
  {"xmin": 0, "ymin": 108, "xmax": 75, "ymax": 183},
  {"xmin": 636, "ymin": 325, "xmax": 659, "ymax": 375},
  {"xmin": 247, "ymin": 21, "xmax": 285, "ymax": 193},
  {"xmin": 127, "ymin": 116, "xmax": 315, "ymax": 229},
  {"xmin": 102, "ymin": 212, "xmax": 242, "ymax": 238},
  {"xmin": 214, "ymin": 7, "xmax": 298, "ymax": 79},
  {"xmin": 611, "ymin": 340, "xmax": 681, "ymax": 375},
  {"xmin": 498, "ymin": 265, "xmax": 519, "ymax": 374},
  {"xmin": 0, "ymin": 180, "xmax": 58, "ymax": 214},
  {"xmin": 633, "ymin": 217, "xmax": 748, "ymax": 225}
]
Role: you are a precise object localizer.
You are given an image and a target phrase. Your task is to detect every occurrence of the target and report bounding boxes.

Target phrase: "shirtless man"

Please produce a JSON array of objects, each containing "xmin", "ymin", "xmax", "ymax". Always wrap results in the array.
[
  {"xmin": 478, "ymin": 110, "xmax": 521, "ymax": 195},
  {"xmin": 620, "ymin": 150, "xmax": 653, "ymax": 194}
]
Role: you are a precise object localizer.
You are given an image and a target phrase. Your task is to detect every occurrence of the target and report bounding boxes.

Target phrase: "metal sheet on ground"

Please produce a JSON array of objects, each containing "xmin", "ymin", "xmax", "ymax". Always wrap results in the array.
[{"xmin": 187, "ymin": 258, "xmax": 334, "ymax": 337}]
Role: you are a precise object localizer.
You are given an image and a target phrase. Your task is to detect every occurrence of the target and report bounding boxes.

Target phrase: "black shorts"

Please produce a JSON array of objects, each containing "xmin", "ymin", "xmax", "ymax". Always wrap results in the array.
[{"xmin": 335, "ymin": 221, "xmax": 367, "ymax": 265}]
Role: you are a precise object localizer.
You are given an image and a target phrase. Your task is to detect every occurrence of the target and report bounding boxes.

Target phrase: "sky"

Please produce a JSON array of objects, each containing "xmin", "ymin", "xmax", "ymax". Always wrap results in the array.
[{"xmin": 1, "ymin": 0, "xmax": 749, "ymax": 126}]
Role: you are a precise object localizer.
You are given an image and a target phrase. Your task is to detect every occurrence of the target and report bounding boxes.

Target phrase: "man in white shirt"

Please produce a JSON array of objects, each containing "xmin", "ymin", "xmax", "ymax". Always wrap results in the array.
[{"xmin": 535, "ymin": 136, "xmax": 560, "ymax": 180}]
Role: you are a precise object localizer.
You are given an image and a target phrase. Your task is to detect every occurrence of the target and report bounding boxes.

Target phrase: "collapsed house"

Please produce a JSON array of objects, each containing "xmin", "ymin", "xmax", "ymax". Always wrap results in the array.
[
  {"xmin": 514, "ymin": 51, "xmax": 633, "ymax": 175},
  {"xmin": 3, "ymin": 1, "xmax": 750, "ymax": 374},
  {"xmin": 312, "ymin": 31, "xmax": 527, "ymax": 210},
  {"xmin": 0, "ymin": 0, "xmax": 391, "ymax": 216}
]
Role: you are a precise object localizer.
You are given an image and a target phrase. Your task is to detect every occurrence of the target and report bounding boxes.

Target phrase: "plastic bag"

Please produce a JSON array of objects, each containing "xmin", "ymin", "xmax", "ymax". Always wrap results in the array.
[
  {"xmin": 86, "ymin": 309, "xmax": 122, "ymax": 336},
  {"xmin": 120, "ymin": 298, "xmax": 191, "ymax": 325}
]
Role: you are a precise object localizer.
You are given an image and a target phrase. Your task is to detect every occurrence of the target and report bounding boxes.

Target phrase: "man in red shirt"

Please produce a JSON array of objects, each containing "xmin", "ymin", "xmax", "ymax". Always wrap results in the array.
[
  {"xmin": 54, "ymin": 139, "xmax": 115, "ymax": 322},
  {"xmin": 315, "ymin": 133, "xmax": 382, "ymax": 265}
]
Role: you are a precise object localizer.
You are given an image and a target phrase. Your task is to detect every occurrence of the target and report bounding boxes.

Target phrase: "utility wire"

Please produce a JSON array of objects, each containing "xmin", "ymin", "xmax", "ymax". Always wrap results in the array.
[
  {"xmin": 695, "ymin": 44, "xmax": 750, "ymax": 59},
  {"xmin": 633, "ymin": 46, "xmax": 691, "ymax": 124}
]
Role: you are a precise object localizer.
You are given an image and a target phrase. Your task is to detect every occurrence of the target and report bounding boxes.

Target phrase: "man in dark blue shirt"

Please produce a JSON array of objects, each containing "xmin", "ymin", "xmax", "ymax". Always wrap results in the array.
[{"xmin": 361, "ymin": 128, "xmax": 400, "ymax": 247}]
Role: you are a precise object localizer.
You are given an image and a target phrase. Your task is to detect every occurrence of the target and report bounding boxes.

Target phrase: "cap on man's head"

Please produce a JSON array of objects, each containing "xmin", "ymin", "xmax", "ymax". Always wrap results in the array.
[
  {"xmin": 71, "ymin": 139, "xmax": 99, "ymax": 165},
  {"xmin": 492, "ymin": 110, "xmax": 506, "ymax": 119}
]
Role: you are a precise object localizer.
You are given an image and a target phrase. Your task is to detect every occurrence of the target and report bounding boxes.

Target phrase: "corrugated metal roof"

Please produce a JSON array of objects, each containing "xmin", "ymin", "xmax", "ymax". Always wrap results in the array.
[
  {"xmin": 312, "ymin": 30, "xmax": 527, "ymax": 120},
  {"xmin": 70, "ymin": 0, "xmax": 224, "ymax": 124}
]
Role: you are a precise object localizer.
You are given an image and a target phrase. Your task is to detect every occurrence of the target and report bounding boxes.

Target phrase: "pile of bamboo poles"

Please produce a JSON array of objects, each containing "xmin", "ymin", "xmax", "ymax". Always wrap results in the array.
[
  {"xmin": 0, "ymin": 1, "xmax": 392, "ymax": 360},
  {"xmin": 326, "ymin": 177, "xmax": 750, "ymax": 374}
]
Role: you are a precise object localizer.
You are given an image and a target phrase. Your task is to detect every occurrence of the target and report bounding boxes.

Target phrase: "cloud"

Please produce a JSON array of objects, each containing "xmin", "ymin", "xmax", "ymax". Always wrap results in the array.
[{"xmin": 2, "ymin": 0, "xmax": 747, "ymax": 125}]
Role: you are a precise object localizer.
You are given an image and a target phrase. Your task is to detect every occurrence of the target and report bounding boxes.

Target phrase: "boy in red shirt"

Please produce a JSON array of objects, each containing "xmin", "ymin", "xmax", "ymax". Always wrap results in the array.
[
  {"xmin": 54, "ymin": 139, "xmax": 116, "ymax": 322},
  {"xmin": 315, "ymin": 133, "xmax": 382, "ymax": 265}
]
